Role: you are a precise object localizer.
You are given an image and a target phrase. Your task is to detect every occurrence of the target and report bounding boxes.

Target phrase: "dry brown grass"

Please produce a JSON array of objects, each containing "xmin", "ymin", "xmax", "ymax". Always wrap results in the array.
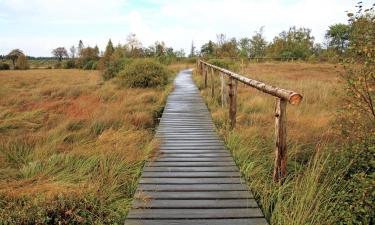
[
  {"xmin": 193, "ymin": 62, "xmax": 345, "ymax": 224},
  {"xmin": 0, "ymin": 68, "xmax": 175, "ymax": 223}
]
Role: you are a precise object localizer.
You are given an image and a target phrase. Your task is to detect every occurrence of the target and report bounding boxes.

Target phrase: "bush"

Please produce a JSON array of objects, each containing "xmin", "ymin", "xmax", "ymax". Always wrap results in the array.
[
  {"xmin": 0, "ymin": 63, "xmax": 10, "ymax": 70},
  {"xmin": 83, "ymin": 60, "xmax": 97, "ymax": 70},
  {"xmin": 102, "ymin": 58, "xmax": 132, "ymax": 81},
  {"xmin": 118, "ymin": 59, "xmax": 169, "ymax": 88},
  {"xmin": 15, "ymin": 55, "xmax": 29, "ymax": 70},
  {"xmin": 54, "ymin": 62, "xmax": 62, "ymax": 69},
  {"xmin": 63, "ymin": 60, "xmax": 76, "ymax": 69},
  {"xmin": 91, "ymin": 61, "xmax": 97, "ymax": 70}
]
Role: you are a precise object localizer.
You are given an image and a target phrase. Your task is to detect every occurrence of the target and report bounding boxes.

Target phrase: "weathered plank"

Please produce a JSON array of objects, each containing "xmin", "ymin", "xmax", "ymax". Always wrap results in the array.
[
  {"xmin": 125, "ymin": 69, "xmax": 267, "ymax": 225},
  {"xmin": 147, "ymin": 161, "xmax": 236, "ymax": 167},
  {"xmin": 143, "ymin": 166, "xmax": 238, "ymax": 172},
  {"xmin": 139, "ymin": 177, "xmax": 243, "ymax": 184},
  {"xmin": 135, "ymin": 191, "xmax": 253, "ymax": 199},
  {"xmin": 142, "ymin": 171, "xmax": 240, "ymax": 178},
  {"xmin": 126, "ymin": 219, "xmax": 268, "ymax": 225},
  {"xmin": 127, "ymin": 208, "xmax": 264, "ymax": 219},
  {"xmin": 138, "ymin": 183, "xmax": 249, "ymax": 191},
  {"xmin": 132, "ymin": 199, "xmax": 259, "ymax": 209}
]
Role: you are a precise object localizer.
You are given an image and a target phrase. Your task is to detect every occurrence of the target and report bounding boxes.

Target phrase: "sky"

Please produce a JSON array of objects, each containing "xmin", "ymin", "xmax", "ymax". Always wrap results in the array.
[{"xmin": 0, "ymin": 0, "xmax": 373, "ymax": 57}]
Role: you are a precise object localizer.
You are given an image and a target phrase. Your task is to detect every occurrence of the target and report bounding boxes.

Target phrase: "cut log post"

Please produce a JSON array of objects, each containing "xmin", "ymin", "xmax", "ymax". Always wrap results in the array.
[
  {"xmin": 211, "ymin": 67, "xmax": 215, "ymax": 97},
  {"xmin": 273, "ymin": 98, "xmax": 287, "ymax": 182},
  {"xmin": 228, "ymin": 77, "xmax": 238, "ymax": 129},
  {"xmin": 204, "ymin": 66, "xmax": 208, "ymax": 88},
  {"xmin": 220, "ymin": 72, "xmax": 227, "ymax": 107}
]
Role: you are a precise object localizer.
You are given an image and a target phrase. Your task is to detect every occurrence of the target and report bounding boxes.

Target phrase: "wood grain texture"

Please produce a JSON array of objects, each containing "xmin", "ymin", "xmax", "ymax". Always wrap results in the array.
[{"xmin": 125, "ymin": 69, "xmax": 267, "ymax": 225}]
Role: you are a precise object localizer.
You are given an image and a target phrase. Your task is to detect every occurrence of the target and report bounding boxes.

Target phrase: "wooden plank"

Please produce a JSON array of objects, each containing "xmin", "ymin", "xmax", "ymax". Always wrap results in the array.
[
  {"xmin": 154, "ymin": 157, "xmax": 233, "ymax": 162},
  {"xmin": 127, "ymin": 208, "xmax": 264, "ymax": 219},
  {"xmin": 142, "ymin": 171, "xmax": 240, "ymax": 178},
  {"xmin": 125, "ymin": 69, "xmax": 267, "ymax": 225},
  {"xmin": 147, "ymin": 161, "xmax": 236, "ymax": 167},
  {"xmin": 143, "ymin": 166, "xmax": 238, "ymax": 172},
  {"xmin": 125, "ymin": 218, "xmax": 268, "ymax": 225},
  {"xmin": 132, "ymin": 199, "xmax": 259, "ymax": 209},
  {"xmin": 139, "ymin": 178, "xmax": 243, "ymax": 184},
  {"xmin": 159, "ymin": 146, "xmax": 227, "ymax": 150},
  {"xmin": 159, "ymin": 153, "xmax": 230, "ymax": 158},
  {"xmin": 138, "ymin": 183, "xmax": 248, "ymax": 191},
  {"xmin": 135, "ymin": 191, "xmax": 253, "ymax": 199}
]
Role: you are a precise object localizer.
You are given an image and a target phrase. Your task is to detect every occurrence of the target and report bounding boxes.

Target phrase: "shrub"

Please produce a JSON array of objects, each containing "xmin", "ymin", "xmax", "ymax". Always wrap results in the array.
[
  {"xmin": 54, "ymin": 62, "xmax": 62, "ymax": 69},
  {"xmin": 91, "ymin": 61, "xmax": 97, "ymax": 70},
  {"xmin": 102, "ymin": 58, "xmax": 132, "ymax": 80},
  {"xmin": 83, "ymin": 60, "xmax": 97, "ymax": 70},
  {"xmin": 15, "ymin": 55, "xmax": 29, "ymax": 70},
  {"xmin": 0, "ymin": 63, "xmax": 10, "ymax": 70},
  {"xmin": 63, "ymin": 60, "xmax": 76, "ymax": 69},
  {"xmin": 118, "ymin": 59, "xmax": 169, "ymax": 88}
]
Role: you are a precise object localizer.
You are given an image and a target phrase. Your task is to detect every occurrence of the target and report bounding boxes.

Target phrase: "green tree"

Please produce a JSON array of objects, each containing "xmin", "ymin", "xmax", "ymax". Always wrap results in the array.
[
  {"xmin": 238, "ymin": 37, "xmax": 251, "ymax": 58},
  {"xmin": 7, "ymin": 49, "xmax": 24, "ymax": 67},
  {"xmin": 325, "ymin": 23, "xmax": 350, "ymax": 53},
  {"xmin": 78, "ymin": 40, "xmax": 84, "ymax": 55},
  {"xmin": 268, "ymin": 26, "xmax": 314, "ymax": 59},
  {"xmin": 200, "ymin": 40, "xmax": 215, "ymax": 57},
  {"xmin": 249, "ymin": 27, "xmax": 268, "ymax": 58},
  {"xmin": 78, "ymin": 46, "xmax": 99, "ymax": 68},
  {"xmin": 98, "ymin": 39, "xmax": 115, "ymax": 70},
  {"xmin": 104, "ymin": 39, "xmax": 114, "ymax": 58},
  {"xmin": 155, "ymin": 41, "xmax": 166, "ymax": 57},
  {"xmin": 333, "ymin": 3, "xmax": 375, "ymax": 224},
  {"xmin": 216, "ymin": 37, "xmax": 238, "ymax": 58}
]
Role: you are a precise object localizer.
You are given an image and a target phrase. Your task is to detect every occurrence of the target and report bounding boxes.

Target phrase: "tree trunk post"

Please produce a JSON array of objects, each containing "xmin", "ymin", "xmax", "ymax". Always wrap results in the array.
[
  {"xmin": 220, "ymin": 72, "xmax": 227, "ymax": 107},
  {"xmin": 211, "ymin": 67, "xmax": 215, "ymax": 98},
  {"xmin": 204, "ymin": 66, "xmax": 208, "ymax": 88},
  {"xmin": 273, "ymin": 98, "xmax": 287, "ymax": 182},
  {"xmin": 228, "ymin": 77, "xmax": 238, "ymax": 129}
]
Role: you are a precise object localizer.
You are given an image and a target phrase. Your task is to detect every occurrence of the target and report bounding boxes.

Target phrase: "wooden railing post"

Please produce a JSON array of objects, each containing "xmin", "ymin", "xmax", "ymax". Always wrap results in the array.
[
  {"xmin": 211, "ymin": 67, "xmax": 215, "ymax": 97},
  {"xmin": 228, "ymin": 77, "xmax": 238, "ymax": 129},
  {"xmin": 220, "ymin": 72, "xmax": 227, "ymax": 107},
  {"xmin": 198, "ymin": 60, "xmax": 302, "ymax": 182},
  {"xmin": 273, "ymin": 98, "xmax": 287, "ymax": 182},
  {"xmin": 204, "ymin": 65, "xmax": 208, "ymax": 88}
]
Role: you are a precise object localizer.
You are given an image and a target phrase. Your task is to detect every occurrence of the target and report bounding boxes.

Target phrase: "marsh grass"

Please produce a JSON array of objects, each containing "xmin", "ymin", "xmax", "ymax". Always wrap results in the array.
[
  {"xmin": 0, "ymin": 66, "xmax": 183, "ymax": 224},
  {"xmin": 193, "ymin": 62, "xmax": 348, "ymax": 224}
]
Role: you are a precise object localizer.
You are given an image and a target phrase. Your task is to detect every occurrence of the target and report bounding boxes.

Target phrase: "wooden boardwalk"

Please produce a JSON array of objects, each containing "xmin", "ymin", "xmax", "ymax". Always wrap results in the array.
[{"xmin": 125, "ymin": 70, "xmax": 268, "ymax": 225}]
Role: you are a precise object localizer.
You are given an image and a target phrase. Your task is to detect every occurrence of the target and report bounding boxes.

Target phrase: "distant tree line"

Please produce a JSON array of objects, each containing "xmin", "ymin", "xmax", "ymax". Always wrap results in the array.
[
  {"xmin": 0, "ymin": 19, "xmax": 356, "ymax": 71},
  {"xmin": 196, "ymin": 23, "xmax": 352, "ymax": 62},
  {"xmin": 47, "ymin": 34, "xmax": 187, "ymax": 70}
]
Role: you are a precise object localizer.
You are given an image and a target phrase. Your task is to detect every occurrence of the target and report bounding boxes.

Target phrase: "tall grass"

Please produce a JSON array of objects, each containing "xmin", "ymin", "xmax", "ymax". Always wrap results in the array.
[
  {"xmin": 193, "ymin": 62, "xmax": 347, "ymax": 224},
  {"xmin": 0, "ymin": 65, "xmax": 185, "ymax": 224}
]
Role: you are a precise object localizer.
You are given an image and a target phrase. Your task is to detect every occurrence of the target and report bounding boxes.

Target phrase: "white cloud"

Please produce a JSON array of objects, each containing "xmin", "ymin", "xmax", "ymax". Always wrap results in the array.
[{"xmin": 0, "ymin": 0, "xmax": 372, "ymax": 56}]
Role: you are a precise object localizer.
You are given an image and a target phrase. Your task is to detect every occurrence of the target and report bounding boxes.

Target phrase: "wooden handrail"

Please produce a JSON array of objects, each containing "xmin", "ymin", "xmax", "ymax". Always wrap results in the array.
[
  {"xmin": 199, "ymin": 60, "xmax": 303, "ymax": 104},
  {"xmin": 196, "ymin": 59, "xmax": 303, "ymax": 182}
]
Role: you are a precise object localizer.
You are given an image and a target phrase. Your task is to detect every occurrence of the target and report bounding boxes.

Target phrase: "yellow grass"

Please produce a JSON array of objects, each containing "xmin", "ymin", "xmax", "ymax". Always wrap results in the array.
[
  {"xmin": 193, "ymin": 61, "xmax": 345, "ymax": 224},
  {"xmin": 0, "ymin": 68, "xmax": 176, "ymax": 223}
]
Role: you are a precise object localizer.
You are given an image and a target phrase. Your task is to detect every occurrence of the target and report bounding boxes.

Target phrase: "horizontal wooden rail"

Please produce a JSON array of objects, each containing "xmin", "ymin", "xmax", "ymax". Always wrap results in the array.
[
  {"xmin": 199, "ymin": 60, "xmax": 302, "ymax": 105},
  {"xmin": 196, "ymin": 59, "xmax": 303, "ymax": 182}
]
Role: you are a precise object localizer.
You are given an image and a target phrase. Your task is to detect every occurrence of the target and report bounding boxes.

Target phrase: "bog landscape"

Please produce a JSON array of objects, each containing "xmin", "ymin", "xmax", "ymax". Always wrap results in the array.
[{"xmin": 0, "ymin": 1, "xmax": 374, "ymax": 225}]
